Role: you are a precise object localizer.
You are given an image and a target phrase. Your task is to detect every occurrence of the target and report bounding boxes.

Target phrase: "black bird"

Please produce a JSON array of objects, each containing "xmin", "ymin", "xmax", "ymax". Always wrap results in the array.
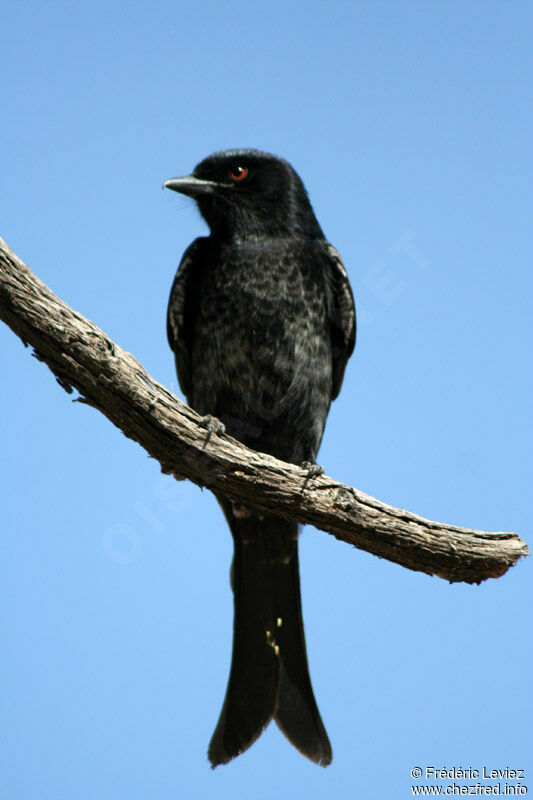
[{"xmin": 164, "ymin": 149, "xmax": 355, "ymax": 767}]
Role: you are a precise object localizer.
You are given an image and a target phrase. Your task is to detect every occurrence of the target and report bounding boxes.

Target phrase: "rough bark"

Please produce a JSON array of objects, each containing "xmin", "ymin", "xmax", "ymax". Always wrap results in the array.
[{"xmin": 0, "ymin": 236, "xmax": 528, "ymax": 584}]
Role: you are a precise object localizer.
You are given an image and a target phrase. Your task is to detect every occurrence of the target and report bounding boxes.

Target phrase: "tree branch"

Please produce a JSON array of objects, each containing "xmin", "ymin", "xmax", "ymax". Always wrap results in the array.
[{"xmin": 0, "ymin": 235, "xmax": 528, "ymax": 584}]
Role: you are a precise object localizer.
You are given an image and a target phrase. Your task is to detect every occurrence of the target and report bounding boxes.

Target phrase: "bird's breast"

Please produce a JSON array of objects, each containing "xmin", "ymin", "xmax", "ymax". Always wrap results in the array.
[{"xmin": 189, "ymin": 240, "xmax": 332, "ymax": 460}]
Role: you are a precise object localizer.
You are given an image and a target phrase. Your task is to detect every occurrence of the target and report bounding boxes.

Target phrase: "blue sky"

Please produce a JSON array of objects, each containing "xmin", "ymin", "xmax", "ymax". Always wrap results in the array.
[{"xmin": 1, "ymin": 2, "xmax": 531, "ymax": 797}]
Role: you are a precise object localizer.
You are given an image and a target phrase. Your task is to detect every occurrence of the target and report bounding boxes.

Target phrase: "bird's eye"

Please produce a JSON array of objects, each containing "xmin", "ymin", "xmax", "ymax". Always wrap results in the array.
[{"xmin": 229, "ymin": 165, "xmax": 248, "ymax": 181}]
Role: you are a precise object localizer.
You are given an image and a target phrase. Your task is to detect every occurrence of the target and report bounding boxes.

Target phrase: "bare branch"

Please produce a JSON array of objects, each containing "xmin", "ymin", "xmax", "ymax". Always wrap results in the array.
[{"xmin": 0, "ymin": 236, "xmax": 528, "ymax": 584}]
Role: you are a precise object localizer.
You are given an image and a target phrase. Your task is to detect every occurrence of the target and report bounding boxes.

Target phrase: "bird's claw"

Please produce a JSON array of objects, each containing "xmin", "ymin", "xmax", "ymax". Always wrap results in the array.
[
  {"xmin": 300, "ymin": 461, "xmax": 324, "ymax": 479},
  {"xmin": 199, "ymin": 414, "xmax": 226, "ymax": 447}
]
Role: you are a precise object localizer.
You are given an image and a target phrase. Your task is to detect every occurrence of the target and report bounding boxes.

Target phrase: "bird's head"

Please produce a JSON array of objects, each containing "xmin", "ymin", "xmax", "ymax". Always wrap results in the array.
[{"xmin": 164, "ymin": 149, "xmax": 324, "ymax": 239}]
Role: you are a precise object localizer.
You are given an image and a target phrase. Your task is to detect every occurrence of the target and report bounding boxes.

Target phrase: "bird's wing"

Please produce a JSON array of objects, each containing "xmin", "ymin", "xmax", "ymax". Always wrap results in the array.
[
  {"xmin": 166, "ymin": 237, "xmax": 205, "ymax": 399},
  {"xmin": 323, "ymin": 242, "xmax": 356, "ymax": 400}
]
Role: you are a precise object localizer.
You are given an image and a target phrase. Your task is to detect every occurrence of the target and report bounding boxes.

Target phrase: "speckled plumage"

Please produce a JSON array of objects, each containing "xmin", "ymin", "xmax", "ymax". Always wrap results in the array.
[
  {"xmin": 165, "ymin": 149, "xmax": 355, "ymax": 767},
  {"xmin": 169, "ymin": 234, "xmax": 340, "ymax": 463}
]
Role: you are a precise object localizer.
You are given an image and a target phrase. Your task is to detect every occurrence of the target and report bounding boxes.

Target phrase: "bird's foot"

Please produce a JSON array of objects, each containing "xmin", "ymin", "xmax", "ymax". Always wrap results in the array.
[
  {"xmin": 199, "ymin": 414, "xmax": 226, "ymax": 448},
  {"xmin": 300, "ymin": 461, "xmax": 324, "ymax": 490},
  {"xmin": 300, "ymin": 461, "xmax": 324, "ymax": 479}
]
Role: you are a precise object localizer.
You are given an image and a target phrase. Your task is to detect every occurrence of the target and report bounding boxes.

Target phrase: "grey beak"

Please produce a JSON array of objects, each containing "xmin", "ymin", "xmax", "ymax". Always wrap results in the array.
[{"xmin": 163, "ymin": 175, "xmax": 218, "ymax": 198}]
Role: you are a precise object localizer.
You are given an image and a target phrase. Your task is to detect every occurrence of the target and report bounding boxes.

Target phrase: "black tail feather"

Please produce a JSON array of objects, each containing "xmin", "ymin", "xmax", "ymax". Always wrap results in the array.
[
  {"xmin": 273, "ymin": 546, "xmax": 332, "ymax": 766},
  {"xmin": 208, "ymin": 514, "xmax": 280, "ymax": 766},
  {"xmin": 208, "ymin": 500, "xmax": 332, "ymax": 767}
]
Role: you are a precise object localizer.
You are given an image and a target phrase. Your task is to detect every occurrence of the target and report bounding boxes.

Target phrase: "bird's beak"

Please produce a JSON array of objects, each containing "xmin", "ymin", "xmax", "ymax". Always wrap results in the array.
[{"xmin": 163, "ymin": 175, "xmax": 218, "ymax": 198}]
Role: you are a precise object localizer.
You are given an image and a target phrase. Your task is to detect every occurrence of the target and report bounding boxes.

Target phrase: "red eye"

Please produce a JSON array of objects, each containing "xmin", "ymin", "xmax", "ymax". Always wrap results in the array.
[{"xmin": 230, "ymin": 165, "xmax": 248, "ymax": 181}]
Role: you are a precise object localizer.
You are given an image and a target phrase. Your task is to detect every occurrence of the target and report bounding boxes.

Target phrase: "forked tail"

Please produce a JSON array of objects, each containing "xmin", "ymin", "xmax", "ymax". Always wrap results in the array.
[{"xmin": 208, "ymin": 502, "xmax": 332, "ymax": 767}]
